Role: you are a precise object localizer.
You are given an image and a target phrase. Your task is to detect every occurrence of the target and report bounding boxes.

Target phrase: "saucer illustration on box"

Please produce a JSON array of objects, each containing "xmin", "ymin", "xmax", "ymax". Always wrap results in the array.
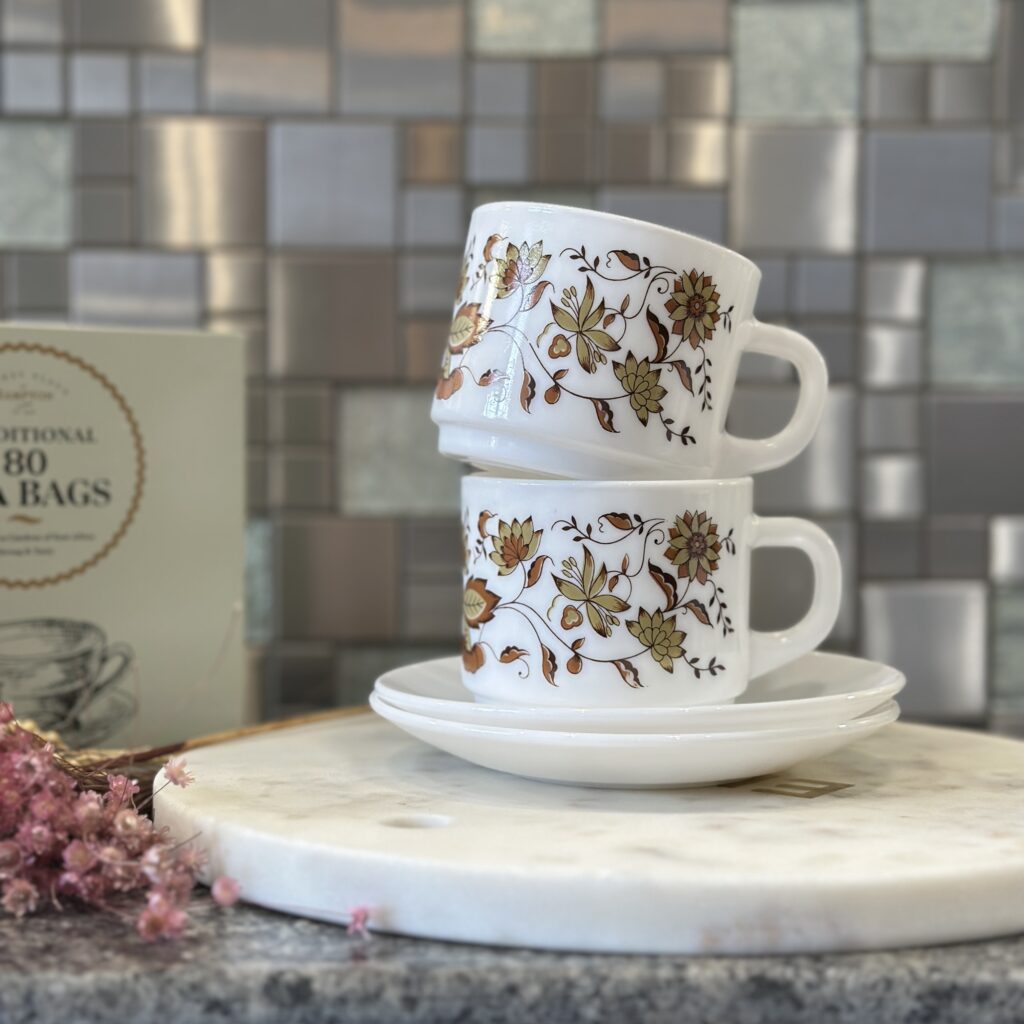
[{"xmin": 0, "ymin": 618, "xmax": 135, "ymax": 746}]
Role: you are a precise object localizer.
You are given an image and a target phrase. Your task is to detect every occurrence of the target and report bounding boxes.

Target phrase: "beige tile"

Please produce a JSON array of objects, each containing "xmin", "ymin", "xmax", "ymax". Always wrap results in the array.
[
  {"xmin": 268, "ymin": 447, "xmax": 333, "ymax": 509},
  {"xmin": 207, "ymin": 251, "xmax": 266, "ymax": 313},
  {"xmin": 535, "ymin": 121, "xmax": 596, "ymax": 184},
  {"xmin": 71, "ymin": 0, "xmax": 200, "ymax": 48},
  {"xmin": 74, "ymin": 184, "xmax": 133, "ymax": 245},
  {"xmin": 536, "ymin": 59, "xmax": 597, "ymax": 118},
  {"xmin": 472, "ymin": 0, "xmax": 598, "ymax": 56},
  {"xmin": 600, "ymin": 59, "xmax": 663, "ymax": 120},
  {"xmin": 405, "ymin": 121, "xmax": 463, "ymax": 183},
  {"xmin": 403, "ymin": 318, "xmax": 449, "ymax": 381},
  {"xmin": 268, "ymin": 384, "xmax": 334, "ymax": 444},
  {"xmin": 247, "ymin": 450, "xmax": 267, "ymax": 514},
  {"xmin": 668, "ymin": 120, "xmax": 728, "ymax": 186},
  {"xmin": 667, "ymin": 57, "xmax": 731, "ymax": 117},
  {"xmin": 601, "ymin": 123, "xmax": 666, "ymax": 182},
  {"xmin": 604, "ymin": 0, "xmax": 728, "ymax": 53}
]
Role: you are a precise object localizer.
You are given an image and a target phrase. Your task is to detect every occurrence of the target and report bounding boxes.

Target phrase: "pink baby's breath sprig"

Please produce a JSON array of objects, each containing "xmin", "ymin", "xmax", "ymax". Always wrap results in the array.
[
  {"xmin": 163, "ymin": 758, "xmax": 195, "ymax": 789},
  {"xmin": 347, "ymin": 905, "xmax": 372, "ymax": 939}
]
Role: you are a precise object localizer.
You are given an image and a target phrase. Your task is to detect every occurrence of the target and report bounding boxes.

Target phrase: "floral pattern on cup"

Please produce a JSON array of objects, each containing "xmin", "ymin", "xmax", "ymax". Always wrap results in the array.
[
  {"xmin": 437, "ymin": 236, "xmax": 735, "ymax": 448},
  {"xmin": 461, "ymin": 507, "xmax": 737, "ymax": 690}
]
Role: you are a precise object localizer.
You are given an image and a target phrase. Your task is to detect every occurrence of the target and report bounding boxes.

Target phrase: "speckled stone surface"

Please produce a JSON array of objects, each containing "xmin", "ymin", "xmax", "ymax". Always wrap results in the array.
[{"xmin": 1, "ymin": 897, "xmax": 1024, "ymax": 1024}]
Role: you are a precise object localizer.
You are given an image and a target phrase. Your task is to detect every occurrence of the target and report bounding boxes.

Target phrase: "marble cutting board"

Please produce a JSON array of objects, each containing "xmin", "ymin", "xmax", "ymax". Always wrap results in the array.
[{"xmin": 154, "ymin": 711, "xmax": 1024, "ymax": 955}]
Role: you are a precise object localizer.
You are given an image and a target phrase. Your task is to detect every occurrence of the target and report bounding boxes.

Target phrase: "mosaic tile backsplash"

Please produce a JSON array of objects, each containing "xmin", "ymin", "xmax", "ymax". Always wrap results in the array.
[{"xmin": 3, "ymin": 0, "xmax": 1023, "ymax": 726}]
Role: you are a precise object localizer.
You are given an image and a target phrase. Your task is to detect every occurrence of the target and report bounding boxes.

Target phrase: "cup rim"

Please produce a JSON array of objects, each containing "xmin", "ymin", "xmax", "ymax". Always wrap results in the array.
[
  {"xmin": 472, "ymin": 201, "xmax": 762, "ymax": 278},
  {"xmin": 0, "ymin": 618, "xmax": 103, "ymax": 662},
  {"xmin": 464, "ymin": 474, "xmax": 754, "ymax": 491}
]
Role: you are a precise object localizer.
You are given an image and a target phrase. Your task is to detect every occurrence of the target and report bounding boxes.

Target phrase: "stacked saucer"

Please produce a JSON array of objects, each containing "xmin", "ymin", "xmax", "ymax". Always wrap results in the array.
[{"xmin": 372, "ymin": 201, "xmax": 902, "ymax": 788}]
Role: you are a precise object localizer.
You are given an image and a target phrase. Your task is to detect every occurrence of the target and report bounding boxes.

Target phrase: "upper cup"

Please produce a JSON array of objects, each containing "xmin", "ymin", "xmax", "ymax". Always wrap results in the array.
[{"xmin": 432, "ymin": 202, "xmax": 828, "ymax": 480}]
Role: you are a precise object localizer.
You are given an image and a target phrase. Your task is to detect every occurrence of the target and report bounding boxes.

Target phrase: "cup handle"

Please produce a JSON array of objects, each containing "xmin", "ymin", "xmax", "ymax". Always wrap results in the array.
[
  {"xmin": 718, "ymin": 322, "xmax": 828, "ymax": 477},
  {"xmin": 748, "ymin": 517, "xmax": 842, "ymax": 678},
  {"xmin": 93, "ymin": 643, "xmax": 133, "ymax": 697}
]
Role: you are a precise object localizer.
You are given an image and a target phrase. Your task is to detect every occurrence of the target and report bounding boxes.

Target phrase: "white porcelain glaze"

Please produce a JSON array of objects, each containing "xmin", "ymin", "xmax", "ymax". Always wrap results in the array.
[
  {"xmin": 374, "ymin": 652, "xmax": 905, "ymax": 734},
  {"xmin": 431, "ymin": 202, "xmax": 828, "ymax": 480}
]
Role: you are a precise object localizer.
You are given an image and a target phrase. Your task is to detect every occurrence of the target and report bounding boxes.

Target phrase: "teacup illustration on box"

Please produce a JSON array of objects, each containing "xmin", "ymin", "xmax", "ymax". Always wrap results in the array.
[{"xmin": 0, "ymin": 618, "xmax": 135, "ymax": 746}]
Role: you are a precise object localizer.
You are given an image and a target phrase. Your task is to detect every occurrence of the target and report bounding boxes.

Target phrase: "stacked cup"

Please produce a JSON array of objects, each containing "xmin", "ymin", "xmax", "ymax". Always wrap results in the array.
[{"xmin": 372, "ymin": 202, "xmax": 896, "ymax": 787}]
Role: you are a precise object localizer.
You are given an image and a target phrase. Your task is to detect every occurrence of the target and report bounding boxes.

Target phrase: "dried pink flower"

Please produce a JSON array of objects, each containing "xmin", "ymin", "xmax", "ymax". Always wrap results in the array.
[
  {"xmin": 347, "ymin": 905, "xmax": 371, "ymax": 938},
  {"xmin": 137, "ymin": 892, "xmax": 187, "ymax": 942},
  {"xmin": 63, "ymin": 839, "xmax": 97, "ymax": 874},
  {"xmin": 0, "ymin": 702, "xmax": 14, "ymax": 725},
  {"xmin": 107, "ymin": 775, "xmax": 140, "ymax": 804},
  {"xmin": 2, "ymin": 879, "xmax": 38, "ymax": 917},
  {"xmin": 0, "ymin": 841, "xmax": 21, "ymax": 879},
  {"xmin": 211, "ymin": 876, "xmax": 240, "ymax": 907},
  {"xmin": 163, "ymin": 758, "xmax": 195, "ymax": 789}
]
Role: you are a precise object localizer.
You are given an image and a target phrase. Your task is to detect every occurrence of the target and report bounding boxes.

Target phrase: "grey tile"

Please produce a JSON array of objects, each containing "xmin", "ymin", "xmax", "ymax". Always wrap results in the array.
[
  {"xmin": 798, "ymin": 321, "xmax": 856, "ymax": 382},
  {"xmin": 600, "ymin": 59, "xmax": 662, "ymax": 120},
  {"xmin": 402, "ymin": 187, "xmax": 465, "ymax": 247},
  {"xmin": 927, "ymin": 516, "xmax": 989, "ymax": 578},
  {"xmin": 69, "ymin": 53, "xmax": 131, "ymax": 115},
  {"xmin": 731, "ymin": 128, "xmax": 857, "ymax": 252},
  {"xmin": 405, "ymin": 121, "xmax": 462, "ymax": 183},
  {"xmin": 3, "ymin": 0, "xmax": 63, "ymax": 43},
  {"xmin": 734, "ymin": 1, "xmax": 860, "ymax": 122},
  {"xmin": 268, "ymin": 384, "xmax": 333, "ymax": 445},
  {"xmin": 207, "ymin": 252, "xmax": 265, "ymax": 313},
  {"xmin": 466, "ymin": 123, "xmax": 530, "ymax": 184},
  {"xmin": 599, "ymin": 187, "xmax": 726, "ymax": 242},
  {"xmin": 4, "ymin": 252, "xmax": 67, "ymax": 312},
  {"xmin": 603, "ymin": 124, "xmax": 666, "ymax": 183},
  {"xmin": 245, "ymin": 519, "xmax": 275, "ymax": 646},
  {"xmin": 860, "ymin": 582, "xmax": 987, "ymax": 721},
  {"xmin": 868, "ymin": 0, "xmax": 998, "ymax": 60},
  {"xmin": 402, "ymin": 578, "xmax": 462, "ymax": 641},
  {"xmin": 861, "ymin": 523, "xmax": 923, "ymax": 579},
  {"xmin": 337, "ymin": 388, "xmax": 462, "ymax": 516},
  {"xmin": 472, "ymin": 0, "xmax": 598, "ymax": 56},
  {"xmin": 861, "ymin": 454, "xmax": 924, "ymax": 520},
  {"xmin": 3, "ymin": 52, "xmax": 62, "ymax": 113},
  {"xmin": 536, "ymin": 60, "xmax": 597, "ymax": 119},
  {"xmin": 930, "ymin": 62, "xmax": 993, "ymax": 121},
  {"xmin": 995, "ymin": 0, "xmax": 1024, "ymax": 123},
  {"xmin": 140, "ymin": 120, "xmax": 265, "ymax": 247},
  {"xmin": 268, "ymin": 447, "xmax": 333, "ymax": 510},
  {"xmin": 262, "ymin": 644, "xmax": 336, "ymax": 717},
  {"xmin": 992, "ymin": 517, "xmax": 1024, "ymax": 583},
  {"xmin": 74, "ymin": 184, "xmax": 133, "ymax": 245},
  {"xmin": 730, "ymin": 385, "xmax": 857, "ymax": 514},
  {"xmin": 862, "ymin": 259, "xmax": 926, "ymax": 323},
  {"xmin": 338, "ymin": 0, "xmax": 462, "ymax": 116},
  {"xmin": 994, "ymin": 196, "xmax": 1024, "ymax": 251},
  {"xmin": 666, "ymin": 57, "xmax": 730, "ymax": 118},
  {"xmin": 270, "ymin": 122, "xmax": 396, "ymax": 247},
  {"xmin": 930, "ymin": 261, "xmax": 1024, "ymax": 387},
  {"xmin": 667, "ymin": 121, "xmax": 728, "ymax": 187},
  {"xmin": 993, "ymin": 586, "xmax": 1024, "ymax": 703},
  {"xmin": 138, "ymin": 55, "xmax": 198, "ymax": 113},
  {"xmin": 247, "ymin": 450, "xmax": 267, "ymax": 514},
  {"xmin": 74, "ymin": 119, "xmax": 132, "ymax": 179},
  {"xmin": 0, "ymin": 124, "xmax": 70, "ymax": 247},
  {"xmin": 862, "ymin": 131, "xmax": 991, "ymax": 252},
  {"xmin": 403, "ymin": 318, "xmax": 449, "ymax": 381},
  {"xmin": 207, "ymin": 0, "xmax": 330, "ymax": 112},
  {"xmin": 864, "ymin": 63, "xmax": 928, "ymax": 122},
  {"xmin": 71, "ymin": 0, "xmax": 200, "ymax": 48},
  {"xmin": 994, "ymin": 130, "xmax": 1024, "ymax": 190},
  {"xmin": 402, "ymin": 518, "xmax": 463, "ymax": 579},
  {"xmin": 754, "ymin": 259, "xmax": 788, "ymax": 318},
  {"xmin": 247, "ymin": 383, "xmax": 267, "ymax": 443},
  {"xmin": 929, "ymin": 396, "xmax": 1024, "ymax": 514},
  {"xmin": 471, "ymin": 61, "xmax": 532, "ymax": 117},
  {"xmin": 793, "ymin": 258, "xmax": 856, "ymax": 316},
  {"xmin": 269, "ymin": 255, "xmax": 397, "ymax": 380},
  {"xmin": 535, "ymin": 121, "xmax": 596, "ymax": 185},
  {"xmin": 336, "ymin": 645, "xmax": 450, "ymax": 706},
  {"xmin": 70, "ymin": 251, "xmax": 201, "ymax": 326},
  {"xmin": 860, "ymin": 394, "xmax": 920, "ymax": 451},
  {"xmin": 276, "ymin": 517, "xmax": 399, "ymax": 641},
  {"xmin": 604, "ymin": 0, "xmax": 728, "ymax": 54},
  {"xmin": 861, "ymin": 325, "xmax": 922, "ymax": 389},
  {"xmin": 400, "ymin": 252, "xmax": 462, "ymax": 314}
]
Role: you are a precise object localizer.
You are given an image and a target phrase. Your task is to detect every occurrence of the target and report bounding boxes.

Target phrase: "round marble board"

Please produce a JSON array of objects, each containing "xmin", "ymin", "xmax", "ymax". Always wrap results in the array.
[{"xmin": 154, "ymin": 711, "xmax": 1024, "ymax": 956}]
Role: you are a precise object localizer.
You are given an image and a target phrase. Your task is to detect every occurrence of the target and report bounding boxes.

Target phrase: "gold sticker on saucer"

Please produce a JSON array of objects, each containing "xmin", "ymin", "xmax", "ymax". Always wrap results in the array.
[{"xmin": 0, "ymin": 343, "xmax": 144, "ymax": 588}]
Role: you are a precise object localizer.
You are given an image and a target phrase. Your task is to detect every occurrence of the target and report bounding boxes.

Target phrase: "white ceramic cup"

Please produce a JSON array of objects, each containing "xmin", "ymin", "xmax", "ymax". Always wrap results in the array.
[
  {"xmin": 460, "ymin": 475, "xmax": 841, "ymax": 708},
  {"xmin": 433, "ymin": 202, "xmax": 828, "ymax": 480}
]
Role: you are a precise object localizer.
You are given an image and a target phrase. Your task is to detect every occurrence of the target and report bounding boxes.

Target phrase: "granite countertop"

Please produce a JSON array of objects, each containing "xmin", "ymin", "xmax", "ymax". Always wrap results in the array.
[{"xmin": 1, "ymin": 896, "xmax": 1023, "ymax": 1024}]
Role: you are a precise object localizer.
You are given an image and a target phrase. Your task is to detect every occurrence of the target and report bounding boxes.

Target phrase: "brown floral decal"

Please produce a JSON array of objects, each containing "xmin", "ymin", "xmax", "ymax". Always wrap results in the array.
[
  {"xmin": 626, "ymin": 609, "xmax": 685, "ymax": 672},
  {"xmin": 552, "ymin": 546, "xmax": 630, "ymax": 638},
  {"xmin": 664, "ymin": 271, "xmax": 721, "ymax": 348},
  {"xmin": 448, "ymin": 302, "xmax": 492, "ymax": 354},
  {"xmin": 493, "ymin": 240, "xmax": 550, "ymax": 299},
  {"xmin": 490, "ymin": 517, "xmax": 542, "ymax": 576},
  {"xmin": 665, "ymin": 511, "xmax": 722, "ymax": 585},
  {"xmin": 549, "ymin": 279, "xmax": 619, "ymax": 373},
  {"xmin": 463, "ymin": 577, "xmax": 500, "ymax": 628},
  {"xmin": 612, "ymin": 353, "xmax": 666, "ymax": 426}
]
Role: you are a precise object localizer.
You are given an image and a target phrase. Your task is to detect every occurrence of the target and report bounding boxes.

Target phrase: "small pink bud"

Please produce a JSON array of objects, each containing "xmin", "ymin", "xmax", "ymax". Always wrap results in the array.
[
  {"xmin": 347, "ymin": 905, "xmax": 371, "ymax": 938},
  {"xmin": 0, "ymin": 703, "xmax": 13, "ymax": 725},
  {"xmin": 163, "ymin": 758, "xmax": 195, "ymax": 788},
  {"xmin": 211, "ymin": 876, "xmax": 240, "ymax": 907}
]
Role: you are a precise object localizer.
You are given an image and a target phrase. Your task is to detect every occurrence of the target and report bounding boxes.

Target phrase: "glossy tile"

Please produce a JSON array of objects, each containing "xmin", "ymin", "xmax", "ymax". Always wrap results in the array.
[
  {"xmin": 929, "ymin": 396, "xmax": 1024, "ymax": 513},
  {"xmin": 860, "ymin": 394, "xmax": 920, "ymax": 451},
  {"xmin": 268, "ymin": 385, "xmax": 333, "ymax": 445},
  {"xmin": 140, "ymin": 120, "xmax": 265, "ymax": 247},
  {"xmin": 245, "ymin": 519, "xmax": 274, "ymax": 646},
  {"xmin": 861, "ymin": 523, "xmax": 923, "ymax": 579},
  {"xmin": 268, "ymin": 447, "xmax": 333, "ymax": 509},
  {"xmin": 269, "ymin": 122, "xmax": 396, "ymax": 247},
  {"xmin": 994, "ymin": 130, "xmax": 1024, "ymax": 190},
  {"xmin": 4, "ymin": 252, "xmax": 67, "ymax": 312},
  {"xmin": 71, "ymin": 0, "xmax": 200, "ymax": 48},
  {"xmin": 731, "ymin": 128, "xmax": 857, "ymax": 252},
  {"xmin": 74, "ymin": 183, "xmax": 133, "ymax": 245},
  {"xmin": 402, "ymin": 519, "xmax": 463, "ymax": 580},
  {"xmin": 3, "ymin": 0, "xmax": 63, "ymax": 43},
  {"xmin": 600, "ymin": 187, "xmax": 725, "ymax": 242},
  {"xmin": 262, "ymin": 644, "xmax": 336, "ymax": 717},
  {"xmin": 338, "ymin": 0, "xmax": 462, "ymax": 116},
  {"xmin": 793, "ymin": 258, "xmax": 856, "ymax": 315},
  {"xmin": 862, "ymin": 131, "xmax": 991, "ymax": 252},
  {"xmin": 0, "ymin": 124, "xmax": 70, "ymax": 247},
  {"xmin": 336, "ymin": 645, "xmax": 449, "ymax": 706},
  {"xmin": 70, "ymin": 251, "xmax": 201, "ymax": 326},
  {"xmin": 402, "ymin": 577, "xmax": 462, "ymax": 641},
  {"xmin": 753, "ymin": 259, "xmax": 788, "ymax": 318},
  {"xmin": 862, "ymin": 259, "xmax": 926, "ymax": 323},
  {"xmin": 472, "ymin": 0, "xmax": 598, "ymax": 56},
  {"xmin": 930, "ymin": 62, "xmax": 993, "ymax": 122},
  {"xmin": 402, "ymin": 318, "xmax": 449, "ymax": 382},
  {"xmin": 860, "ymin": 582, "xmax": 987, "ymax": 721},
  {"xmin": 798, "ymin": 322, "xmax": 856, "ymax": 382},
  {"xmin": 405, "ymin": 122, "xmax": 463, "ymax": 183},
  {"xmin": 600, "ymin": 59, "xmax": 662, "ymax": 120},
  {"xmin": 3, "ymin": 52, "xmax": 62, "ymax": 113},
  {"xmin": 868, "ymin": 0, "xmax": 998, "ymax": 59},
  {"xmin": 995, "ymin": 0, "xmax": 1024, "ymax": 123},
  {"xmin": 247, "ymin": 450, "xmax": 267, "ymax": 514},
  {"xmin": 603, "ymin": 0, "xmax": 728, "ymax": 54},
  {"xmin": 993, "ymin": 586, "xmax": 1024, "ymax": 702},
  {"xmin": 402, "ymin": 188, "xmax": 465, "ymax": 247},
  {"xmin": 666, "ymin": 57, "xmax": 730, "ymax": 118},
  {"xmin": 861, "ymin": 454, "xmax": 924, "ymax": 520},
  {"xmin": 602, "ymin": 124, "xmax": 666, "ymax": 183},
  {"xmin": 246, "ymin": 383, "xmax": 267, "ymax": 444},
  {"xmin": 70, "ymin": 53, "xmax": 130, "ymax": 115},
  {"xmin": 207, "ymin": 0, "xmax": 330, "ymax": 112},
  {"xmin": 207, "ymin": 252, "xmax": 265, "ymax": 313},
  {"xmin": 535, "ymin": 122, "xmax": 597, "ymax": 185},
  {"xmin": 991, "ymin": 517, "xmax": 1024, "ymax": 583},
  {"xmin": 466, "ymin": 123, "xmax": 530, "ymax": 184},
  {"xmin": 276, "ymin": 517, "xmax": 399, "ymax": 641},
  {"xmin": 268, "ymin": 254, "xmax": 397, "ymax": 379},
  {"xmin": 207, "ymin": 313, "xmax": 265, "ymax": 377},
  {"xmin": 667, "ymin": 121, "xmax": 727, "ymax": 187},
  {"xmin": 930, "ymin": 261, "xmax": 1024, "ymax": 387},
  {"xmin": 734, "ymin": 1, "xmax": 860, "ymax": 122},
  {"xmin": 400, "ymin": 252, "xmax": 462, "ymax": 313},
  {"xmin": 536, "ymin": 60, "xmax": 597, "ymax": 119},
  {"xmin": 471, "ymin": 61, "xmax": 532, "ymax": 118},
  {"xmin": 861, "ymin": 325, "xmax": 922, "ymax": 389},
  {"xmin": 138, "ymin": 55, "xmax": 198, "ymax": 113},
  {"xmin": 994, "ymin": 196, "xmax": 1024, "ymax": 252},
  {"xmin": 927, "ymin": 516, "xmax": 988, "ymax": 579},
  {"xmin": 865, "ymin": 63, "xmax": 928, "ymax": 122},
  {"xmin": 337, "ymin": 388, "xmax": 462, "ymax": 516},
  {"xmin": 74, "ymin": 119, "xmax": 132, "ymax": 178}
]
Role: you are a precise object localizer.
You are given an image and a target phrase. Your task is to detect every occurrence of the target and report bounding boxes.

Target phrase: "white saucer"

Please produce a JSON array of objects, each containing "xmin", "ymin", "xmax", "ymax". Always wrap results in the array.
[
  {"xmin": 373, "ymin": 652, "xmax": 904, "ymax": 734},
  {"xmin": 369, "ymin": 692, "xmax": 901, "ymax": 788}
]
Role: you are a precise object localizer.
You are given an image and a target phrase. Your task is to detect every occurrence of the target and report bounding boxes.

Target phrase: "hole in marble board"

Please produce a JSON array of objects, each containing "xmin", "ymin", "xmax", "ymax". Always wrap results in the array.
[{"xmin": 383, "ymin": 813, "xmax": 453, "ymax": 829}]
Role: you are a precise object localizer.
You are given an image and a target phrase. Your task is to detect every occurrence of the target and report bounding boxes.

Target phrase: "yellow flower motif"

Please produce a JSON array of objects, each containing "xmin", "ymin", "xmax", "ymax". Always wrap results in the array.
[
  {"xmin": 665, "ymin": 511, "xmax": 721, "ymax": 585},
  {"xmin": 492, "ymin": 241, "xmax": 550, "ymax": 300},
  {"xmin": 553, "ymin": 546, "xmax": 630, "ymax": 638},
  {"xmin": 490, "ymin": 517, "xmax": 542, "ymax": 575},
  {"xmin": 613, "ymin": 352, "xmax": 667, "ymax": 425},
  {"xmin": 665, "ymin": 270, "xmax": 721, "ymax": 349},
  {"xmin": 626, "ymin": 608, "xmax": 686, "ymax": 672},
  {"xmin": 550, "ymin": 278, "xmax": 619, "ymax": 373}
]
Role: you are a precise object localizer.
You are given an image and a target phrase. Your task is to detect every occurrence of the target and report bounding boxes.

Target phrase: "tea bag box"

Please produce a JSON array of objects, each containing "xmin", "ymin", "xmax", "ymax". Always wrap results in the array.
[{"xmin": 0, "ymin": 323, "xmax": 247, "ymax": 748}]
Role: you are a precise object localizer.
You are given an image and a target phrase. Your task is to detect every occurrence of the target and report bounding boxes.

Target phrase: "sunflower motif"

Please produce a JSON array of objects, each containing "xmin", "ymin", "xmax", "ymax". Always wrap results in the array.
[
  {"xmin": 489, "ymin": 517, "xmax": 543, "ymax": 575},
  {"xmin": 665, "ymin": 511, "xmax": 721, "ymax": 585},
  {"xmin": 665, "ymin": 270, "xmax": 721, "ymax": 349},
  {"xmin": 492, "ymin": 241, "xmax": 550, "ymax": 300},
  {"xmin": 626, "ymin": 608, "xmax": 686, "ymax": 672},
  {"xmin": 553, "ymin": 546, "xmax": 630, "ymax": 638},
  {"xmin": 613, "ymin": 352, "xmax": 667, "ymax": 425}
]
